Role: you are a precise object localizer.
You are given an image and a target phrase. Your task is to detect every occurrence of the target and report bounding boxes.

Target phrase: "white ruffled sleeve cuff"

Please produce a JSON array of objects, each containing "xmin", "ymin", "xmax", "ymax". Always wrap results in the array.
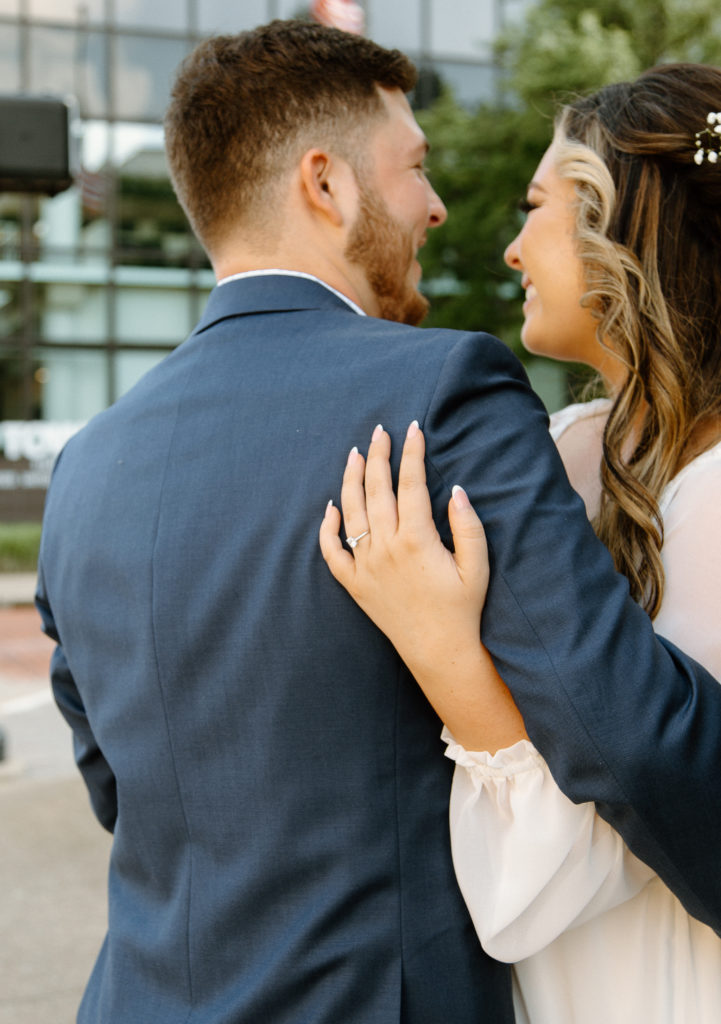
[{"xmin": 439, "ymin": 726, "xmax": 656, "ymax": 962}]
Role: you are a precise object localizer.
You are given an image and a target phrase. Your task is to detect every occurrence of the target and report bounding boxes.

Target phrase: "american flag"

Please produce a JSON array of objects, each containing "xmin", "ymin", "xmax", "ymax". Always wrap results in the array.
[{"xmin": 310, "ymin": 0, "xmax": 365, "ymax": 35}]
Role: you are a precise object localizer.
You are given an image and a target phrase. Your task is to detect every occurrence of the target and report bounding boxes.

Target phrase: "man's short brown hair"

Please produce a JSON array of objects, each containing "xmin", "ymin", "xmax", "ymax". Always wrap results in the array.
[{"xmin": 164, "ymin": 19, "xmax": 417, "ymax": 253}]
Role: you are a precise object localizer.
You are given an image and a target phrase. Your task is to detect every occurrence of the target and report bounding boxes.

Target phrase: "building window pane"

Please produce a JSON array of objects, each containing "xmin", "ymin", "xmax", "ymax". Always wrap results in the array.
[
  {"xmin": 198, "ymin": 0, "xmax": 268, "ymax": 33},
  {"xmin": 0, "ymin": 23, "xmax": 20, "ymax": 91},
  {"xmin": 434, "ymin": 59, "xmax": 496, "ymax": 107},
  {"xmin": 114, "ymin": 0, "xmax": 187, "ymax": 31},
  {"xmin": 108, "ymin": 121, "xmax": 198, "ymax": 267},
  {"xmin": 110, "ymin": 121, "xmax": 163, "ymax": 167},
  {"xmin": 30, "ymin": 26, "xmax": 108, "ymax": 119},
  {"xmin": 0, "ymin": 283, "xmax": 21, "ymax": 342},
  {"xmin": 113, "ymin": 34, "xmax": 189, "ymax": 121},
  {"xmin": 430, "ymin": 0, "xmax": 496, "ymax": 59},
  {"xmin": 77, "ymin": 121, "xmax": 114, "ymax": 230},
  {"xmin": 114, "ymin": 348, "xmax": 168, "ymax": 398},
  {"xmin": 0, "ymin": 198, "xmax": 21, "ymax": 264},
  {"xmin": 115, "ymin": 286, "xmax": 193, "ymax": 344},
  {"xmin": 276, "ymin": 0, "xmax": 311, "ymax": 18},
  {"xmin": 367, "ymin": 0, "xmax": 421, "ymax": 52},
  {"xmin": 114, "ymin": 126, "xmax": 194, "ymax": 267},
  {"xmin": 29, "ymin": 0, "xmax": 106, "ymax": 23},
  {"xmin": 37, "ymin": 346, "xmax": 108, "ymax": 419},
  {"xmin": 80, "ymin": 119, "xmax": 110, "ymax": 171},
  {"xmin": 39, "ymin": 282, "xmax": 108, "ymax": 344},
  {"xmin": 32, "ymin": 174, "xmax": 112, "ymax": 264},
  {"xmin": 37, "ymin": 190, "xmax": 83, "ymax": 261}
]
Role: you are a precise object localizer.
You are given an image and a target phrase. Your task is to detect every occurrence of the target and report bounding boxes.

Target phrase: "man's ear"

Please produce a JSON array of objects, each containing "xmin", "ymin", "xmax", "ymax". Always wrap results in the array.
[{"xmin": 298, "ymin": 148, "xmax": 356, "ymax": 228}]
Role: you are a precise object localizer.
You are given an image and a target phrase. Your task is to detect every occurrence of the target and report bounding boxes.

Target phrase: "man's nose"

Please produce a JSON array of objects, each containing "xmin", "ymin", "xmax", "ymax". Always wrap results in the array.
[{"xmin": 428, "ymin": 186, "xmax": 447, "ymax": 228}]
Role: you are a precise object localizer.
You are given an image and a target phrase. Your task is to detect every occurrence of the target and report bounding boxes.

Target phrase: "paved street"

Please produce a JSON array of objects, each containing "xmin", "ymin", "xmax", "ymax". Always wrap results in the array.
[{"xmin": 0, "ymin": 588, "xmax": 111, "ymax": 1024}]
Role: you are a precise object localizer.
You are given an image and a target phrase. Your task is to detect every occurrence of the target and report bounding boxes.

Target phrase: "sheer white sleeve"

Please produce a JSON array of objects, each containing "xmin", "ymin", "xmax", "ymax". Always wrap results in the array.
[
  {"xmin": 652, "ymin": 445, "xmax": 721, "ymax": 681},
  {"xmin": 445, "ymin": 420, "xmax": 721, "ymax": 963},
  {"xmin": 444, "ymin": 731, "xmax": 656, "ymax": 962}
]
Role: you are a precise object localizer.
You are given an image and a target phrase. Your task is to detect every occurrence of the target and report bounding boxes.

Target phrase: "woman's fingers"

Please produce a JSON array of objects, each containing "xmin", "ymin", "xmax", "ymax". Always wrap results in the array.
[
  {"xmin": 319, "ymin": 499, "xmax": 356, "ymax": 588},
  {"xmin": 339, "ymin": 444, "xmax": 370, "ymax": 545},
  {"xmin": 363, "ymin": 425, "xmax": 398, "ymax": 537},
  {"xmin": 447, "ymin": 485, "xmax": 490, "ymax": 602},
  {"xmin": 325, "ymin": 421, "xmax": 437, "ymax": 564},
  {"xmin": 396, "ymin": 421, "xmax": 435, "ymax": 542}
]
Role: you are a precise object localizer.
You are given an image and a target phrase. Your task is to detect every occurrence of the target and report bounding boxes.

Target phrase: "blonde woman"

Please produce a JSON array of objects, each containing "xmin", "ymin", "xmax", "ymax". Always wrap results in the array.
[{"xmin": 321, "ymin": 63, "xmax": 721, "ymax": 1022}]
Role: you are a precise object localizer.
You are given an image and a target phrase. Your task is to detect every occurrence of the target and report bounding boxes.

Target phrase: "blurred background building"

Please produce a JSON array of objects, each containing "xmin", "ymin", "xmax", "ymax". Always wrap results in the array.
[{"xmin": 0, "ymin": 0, "xmax": 530, "ymax": 519}]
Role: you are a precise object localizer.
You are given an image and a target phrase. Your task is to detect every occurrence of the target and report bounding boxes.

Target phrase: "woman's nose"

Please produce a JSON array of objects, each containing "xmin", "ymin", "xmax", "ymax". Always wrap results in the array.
[{"xmin": 503, "ymin": 233, "xmax": 521, "ymax": 270}]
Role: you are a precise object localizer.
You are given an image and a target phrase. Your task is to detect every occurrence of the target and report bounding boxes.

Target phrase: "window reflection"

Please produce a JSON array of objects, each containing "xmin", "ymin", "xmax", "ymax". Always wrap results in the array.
[
  {"xmin": 112, "ymin": 34, "xmax": 189, "ymax": 121},
  {"xmin": 435, "ymin": 60, "xmax": 496, "ymax": 107},
  {"xmin": 367, "ymin": 0, "xmax": 421, "ymax": 52},
  {"xmin": 39, "ymin": 282, "xmax": 108, "ymax": 344},
  {"xmin": 116, "ymin": 151, "xmax": 189, "ymax": 266},
  {"xmin": 0, "ymin": 282, "xmax": 21, "ymax": 341},
  {"xmin": 0, "ymin": 197, "xmax": 21, "ymax": 262},
  {"xmin": 110, "ymin": 122, "xmax": 200, "ymax": 267},
  {"xmin": 116, "ymin": 286, "xmax": 194, "ymax": 344},
  {"xmin": 36, "ymin": 346, "xmax": 108, "ymax": 419},
  {"xmin": 22, "ymin": 119, "xmax": 203, "ymax": 274},
  {"xmin": 430, "ymin": 0, "xmax": 495, "ymax": 59},
  {"xmin": 198, "ymin": 0, "xmax": 267, "ymax": 34},
  {"xmin": 29, "ymin": 0, "xmax": 105, "ymax": 23},
  {"xmin": 114, "ymin": 0, "xmax": 186, "ymax": 31},
  {"xmin": 275, "ymin": 0, "xmax": 308, "ymax": 20},
  {"xmin": 115, "ymin": 348, "xmax": 169, "ymax": 397},
  {"xmin": 29, "ymin": 26, "xmax": 107, "ymax": 119}
]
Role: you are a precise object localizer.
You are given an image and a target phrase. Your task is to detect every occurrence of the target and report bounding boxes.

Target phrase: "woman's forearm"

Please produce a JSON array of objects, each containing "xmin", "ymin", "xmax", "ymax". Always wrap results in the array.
[{"xmin": 403, "ymin": 639, "xmax": 528, "ymax": 755}]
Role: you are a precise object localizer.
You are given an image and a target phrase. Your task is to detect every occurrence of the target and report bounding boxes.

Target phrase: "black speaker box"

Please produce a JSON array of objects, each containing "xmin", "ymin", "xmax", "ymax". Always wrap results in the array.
[{"xmin": 0, "ymin": 95, "xmax": 76, "ymax": 196}]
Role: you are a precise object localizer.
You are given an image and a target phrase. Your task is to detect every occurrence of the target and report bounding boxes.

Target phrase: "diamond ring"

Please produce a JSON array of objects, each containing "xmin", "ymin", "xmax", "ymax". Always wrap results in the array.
[{"xmin": 346, "ymin": 530, "xmax": 370, "ymax": 549}]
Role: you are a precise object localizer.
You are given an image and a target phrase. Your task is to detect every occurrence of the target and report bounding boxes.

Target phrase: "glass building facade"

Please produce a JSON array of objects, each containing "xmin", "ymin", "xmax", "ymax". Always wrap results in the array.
[{"xmin": 0, "ymin": 0, "xmax": 527, "ymax": 517}]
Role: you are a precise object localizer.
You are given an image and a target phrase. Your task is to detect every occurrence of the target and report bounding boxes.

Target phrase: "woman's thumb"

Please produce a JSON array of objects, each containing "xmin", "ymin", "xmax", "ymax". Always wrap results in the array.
[{"xmin": 448, "ymin": 485, "xmax": 488, "ymax": 583}]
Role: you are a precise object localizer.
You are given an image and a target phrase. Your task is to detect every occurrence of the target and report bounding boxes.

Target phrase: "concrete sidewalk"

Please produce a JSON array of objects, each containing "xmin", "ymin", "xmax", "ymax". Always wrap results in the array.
[{"xmin": 0, "ymin": 588, "xmax": 111, "ymax": 1023}]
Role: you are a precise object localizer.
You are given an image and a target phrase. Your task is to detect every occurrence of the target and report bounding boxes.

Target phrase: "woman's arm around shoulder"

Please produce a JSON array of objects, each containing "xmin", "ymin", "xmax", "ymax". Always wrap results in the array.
[{"xmin": 319, "ymin": 421, "xmax": 528, "ymax": 755}]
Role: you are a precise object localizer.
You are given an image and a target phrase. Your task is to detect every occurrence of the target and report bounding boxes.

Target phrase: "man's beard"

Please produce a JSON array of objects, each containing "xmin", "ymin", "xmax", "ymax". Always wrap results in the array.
[{"xmin": 345, "ymin": 184, "xmax": 430, "ymax": 326}]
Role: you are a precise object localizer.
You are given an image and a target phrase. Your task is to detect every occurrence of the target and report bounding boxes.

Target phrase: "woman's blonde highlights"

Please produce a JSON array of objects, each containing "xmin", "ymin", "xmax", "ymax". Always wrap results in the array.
[{"xmin": 552, "ymin": 66, "xmax": 721, "ymax": 618}]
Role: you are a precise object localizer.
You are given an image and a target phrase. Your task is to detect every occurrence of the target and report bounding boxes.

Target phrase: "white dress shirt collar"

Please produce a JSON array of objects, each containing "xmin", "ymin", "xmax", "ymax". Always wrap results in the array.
[{"xmin": 217, "ymin": 269, "xmax": 366, "ymax": 317}]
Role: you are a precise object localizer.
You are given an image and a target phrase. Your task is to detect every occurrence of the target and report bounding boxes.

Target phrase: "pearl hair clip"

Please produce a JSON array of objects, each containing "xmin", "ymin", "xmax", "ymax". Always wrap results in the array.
[{"xmin": 694, "ymin": 111, "xmax": 721, "ymax": 165}]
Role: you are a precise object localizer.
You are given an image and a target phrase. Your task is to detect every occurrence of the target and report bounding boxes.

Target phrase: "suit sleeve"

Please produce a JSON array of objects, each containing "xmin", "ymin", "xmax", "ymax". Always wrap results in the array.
[
  {"xmin": 35, "ymin": 565, "xmax": 117, "ymax": 833},
  {"xmin": 421, "ymin": 330, "xmax": 721, "ymax": 933}
]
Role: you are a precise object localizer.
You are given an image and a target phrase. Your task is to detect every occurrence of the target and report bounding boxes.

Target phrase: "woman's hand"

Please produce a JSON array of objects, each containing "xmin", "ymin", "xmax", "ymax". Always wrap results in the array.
[
  {"xmin": 319, "ymin": 421, "xmax": 527, "ymax": 753},
  {"xmin": 320, "ymin": 421, "xmax": 488, "ymax": 671}
]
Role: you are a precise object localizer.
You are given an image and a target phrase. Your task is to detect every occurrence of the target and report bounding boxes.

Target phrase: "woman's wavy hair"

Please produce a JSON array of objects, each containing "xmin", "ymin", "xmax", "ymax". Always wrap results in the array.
[{"xmin": 554, "ymin": 63, "xmax": 721, "ymax": 617}]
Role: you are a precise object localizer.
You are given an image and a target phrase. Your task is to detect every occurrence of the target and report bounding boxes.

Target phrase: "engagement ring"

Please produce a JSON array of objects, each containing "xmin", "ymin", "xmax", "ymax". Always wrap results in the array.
[{"xmin": 346, "ymin": 530, "xmax": 370, "ymax": 549}]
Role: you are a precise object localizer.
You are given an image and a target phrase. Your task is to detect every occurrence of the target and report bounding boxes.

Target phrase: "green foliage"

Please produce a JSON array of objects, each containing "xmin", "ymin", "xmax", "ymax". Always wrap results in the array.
[
  {"xmin": 417, "ymin": 0, "xmax": 721, "ymax": 381},
  {"xmin": 418, "ymin": 94, "xmax": 549, "ymax": 358},
  {"xmin": 499, "ymin": 8, "xmax": 640, "ymax": 112},
  {"xmin": 0, "ymin": 522, "xmax": 41, "ymax": 572},
  {"xmin": 500, "ymin": 0, "xmax": 721, "ymax": 103}
]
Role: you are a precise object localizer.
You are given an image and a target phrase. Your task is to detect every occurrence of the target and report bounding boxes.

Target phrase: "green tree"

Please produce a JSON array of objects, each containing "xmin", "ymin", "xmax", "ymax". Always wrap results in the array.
[{"xmin": 418, "ymin": 0, "xmax": 721, "ymax": 403}]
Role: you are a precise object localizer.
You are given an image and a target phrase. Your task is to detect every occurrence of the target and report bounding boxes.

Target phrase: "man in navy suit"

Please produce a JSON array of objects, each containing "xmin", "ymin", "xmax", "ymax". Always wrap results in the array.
[{"xmin": 36, "ymin": 19, "xmax": 721, "ymax": 1024}]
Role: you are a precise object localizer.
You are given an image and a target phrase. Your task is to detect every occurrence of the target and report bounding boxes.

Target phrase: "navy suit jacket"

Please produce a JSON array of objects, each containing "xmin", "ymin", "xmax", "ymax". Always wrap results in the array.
[{"xmin": 36, "ymin": 275, "xmax": 721, "ymax": 1023}]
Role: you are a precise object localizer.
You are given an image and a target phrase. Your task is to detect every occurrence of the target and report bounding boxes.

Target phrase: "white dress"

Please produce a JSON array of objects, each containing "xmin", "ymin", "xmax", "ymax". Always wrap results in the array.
[{"xmin": 444, "ymin": 400, "xmax": 721, "ymax": 1024}]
